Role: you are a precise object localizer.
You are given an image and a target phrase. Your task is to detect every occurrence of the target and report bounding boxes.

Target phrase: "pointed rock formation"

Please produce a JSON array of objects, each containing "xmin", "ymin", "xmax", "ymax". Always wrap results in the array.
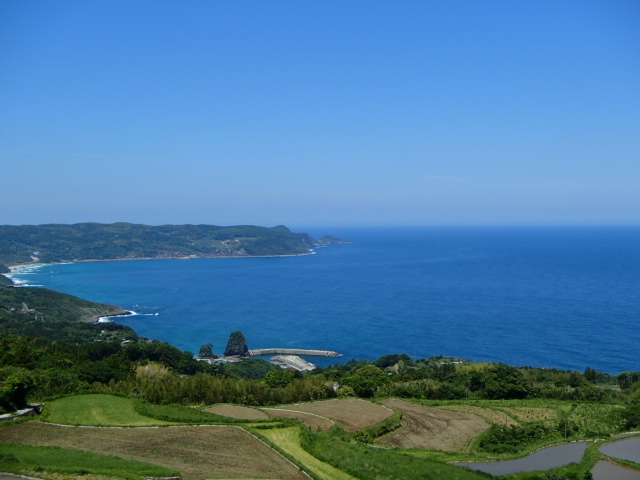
[{"xmin": 224, "ymin": 331, "xmax": 249, "ymax": 357}]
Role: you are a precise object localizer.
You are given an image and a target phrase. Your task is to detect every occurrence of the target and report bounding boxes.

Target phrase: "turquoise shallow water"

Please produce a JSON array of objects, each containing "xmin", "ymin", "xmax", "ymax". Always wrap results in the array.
[{"xmin": 9, "ymin": 226, "xmax": 640, "ymax": 373}]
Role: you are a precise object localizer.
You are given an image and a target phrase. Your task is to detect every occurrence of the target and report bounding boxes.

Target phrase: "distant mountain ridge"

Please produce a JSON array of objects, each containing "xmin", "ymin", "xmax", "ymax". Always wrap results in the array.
[{"xmin": 0, "ymin": 222, "xmax": 328, "ymax": 266}]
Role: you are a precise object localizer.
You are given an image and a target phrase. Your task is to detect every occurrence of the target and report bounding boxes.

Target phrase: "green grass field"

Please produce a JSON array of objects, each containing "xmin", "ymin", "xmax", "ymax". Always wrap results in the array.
[
  {"xmin": 44, "ymin": 394, "xmax": 169, "ymax": 426},
  {"xmin": 259, "ymin": 426, "xmax": 358, "ymax": 480}
]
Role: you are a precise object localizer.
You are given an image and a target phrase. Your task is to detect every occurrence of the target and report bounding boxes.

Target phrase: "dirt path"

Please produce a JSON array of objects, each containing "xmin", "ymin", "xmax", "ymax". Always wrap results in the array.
[{"xmin": 262, "ymin": 408, "xmax": 335, "ymax": 431}]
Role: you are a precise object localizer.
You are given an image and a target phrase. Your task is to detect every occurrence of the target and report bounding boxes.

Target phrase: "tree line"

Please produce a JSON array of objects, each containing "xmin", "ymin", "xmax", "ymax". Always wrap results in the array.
[{"xmin": 2, "ymin": 328, "xmax": 640, "ymax": 418}]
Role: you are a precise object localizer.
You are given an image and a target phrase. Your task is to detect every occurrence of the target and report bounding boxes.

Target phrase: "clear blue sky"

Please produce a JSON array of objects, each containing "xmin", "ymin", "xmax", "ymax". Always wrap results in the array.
[{"xmin": 1, "ymin": 1, "xmax": 639, "ymax": 227}]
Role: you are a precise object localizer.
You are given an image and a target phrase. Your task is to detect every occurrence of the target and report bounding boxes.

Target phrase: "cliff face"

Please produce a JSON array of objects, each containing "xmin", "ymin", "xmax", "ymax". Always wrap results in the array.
[{"xmin": 224, "ymin": 331, "xmax": 249, "ymax": 357}]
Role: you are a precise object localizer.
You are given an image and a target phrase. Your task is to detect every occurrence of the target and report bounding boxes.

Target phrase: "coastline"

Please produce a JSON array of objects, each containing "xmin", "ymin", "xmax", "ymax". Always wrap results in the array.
[
  {"xmin": 8, "ymin": 250, "xmax": 316, "ymax": 270},
  {"xmin": 5, "ymin": 228, "xmax": 637, "ymax": 375},
  {"xmin": 97, "ymin": 310, "xmax": 135, "ymax": 323},
  {"xmin": 4, "ymin": 249, "xmax": 318, "ymax": 283}
]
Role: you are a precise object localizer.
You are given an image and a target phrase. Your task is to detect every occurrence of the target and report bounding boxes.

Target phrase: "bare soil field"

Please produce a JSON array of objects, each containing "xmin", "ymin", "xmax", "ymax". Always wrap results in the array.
[
  {"xmin": 204, "ymin": 404, "xmax": 269, "ymax": 420},
  {"xmin": 438, "ymin": 404, "xmax": 519, "ymax": 427},
  {"xmin": 283, "ymin": 398, "xmax": 393, "ymax": 432},
  {"xmin": 378, "ymin": 399, "xmax": 490, "ymax": 452},
  {"xmin": 262, "ymin": 408, "xmax": 335, "ymax": 431},
  {"xmin": 0, "ymin": 423, "xmax": 307, "ymax": 480}
]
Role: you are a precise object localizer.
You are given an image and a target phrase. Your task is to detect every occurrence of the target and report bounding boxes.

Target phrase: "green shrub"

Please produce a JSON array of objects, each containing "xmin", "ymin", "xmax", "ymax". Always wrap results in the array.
[
  {"xmin": 359, "ymin": 410, "xmax": 403, "ymax": 440},
  {"xmin": 478, "ymin": 423, "xmax": 560, "ymax": 454},
  {"xmin": 353, "ymin": 430, "xmax": 373, "ymax": 444}
]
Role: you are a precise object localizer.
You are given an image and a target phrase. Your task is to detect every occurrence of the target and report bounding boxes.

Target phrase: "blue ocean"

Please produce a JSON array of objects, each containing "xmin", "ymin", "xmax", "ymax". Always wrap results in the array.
[{"xmin": 9, "ymin": 227, "xmax": 640, "ymax": 374}]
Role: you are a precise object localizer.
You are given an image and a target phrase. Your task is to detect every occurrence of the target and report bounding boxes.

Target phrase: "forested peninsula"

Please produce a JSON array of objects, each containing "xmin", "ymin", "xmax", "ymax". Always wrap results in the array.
[{"xmin": 0, "ymin": 222, "xmax": 341, "ymax": 266}]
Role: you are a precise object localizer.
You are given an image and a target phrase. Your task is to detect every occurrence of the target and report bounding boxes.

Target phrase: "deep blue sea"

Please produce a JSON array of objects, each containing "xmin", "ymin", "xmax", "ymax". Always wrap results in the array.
[{"xmin": 8, "ymin": 227, "xmax": 640, "ymax": 374}]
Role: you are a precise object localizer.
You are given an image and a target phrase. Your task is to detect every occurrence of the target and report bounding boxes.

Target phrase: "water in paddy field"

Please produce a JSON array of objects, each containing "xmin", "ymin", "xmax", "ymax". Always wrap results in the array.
[{"xmin": 9, "ymin": 226, "xmax": 640, "ymax": 374}]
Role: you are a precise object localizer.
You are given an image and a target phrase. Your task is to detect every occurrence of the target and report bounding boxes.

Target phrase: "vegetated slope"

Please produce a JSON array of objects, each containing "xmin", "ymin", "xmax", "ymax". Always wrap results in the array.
[
  {"xmin": 0, "ymin": 285, "xmax": 126, "ymax": 323},
  {"xmin": 0, "ymin": 222, "xmax": 317, "ymax": 264},
  {"xmin": 0, "ymin": 267, "xmax": 12, "ymax": 286}
]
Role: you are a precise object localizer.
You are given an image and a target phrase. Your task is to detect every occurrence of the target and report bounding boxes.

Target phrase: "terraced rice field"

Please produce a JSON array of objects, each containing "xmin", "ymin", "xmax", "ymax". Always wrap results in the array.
[
  {"xmin": 438, "ymin": 404, "xmax": 519, "ymax": 427},
  {"xmin": 499, "ymin": 407, "xmax": 557, "ymax": 423},
  {"xmin": 204, "ymin": 404, "xmax": 269, "ymax": 420},
  {"xmin": 261, "ymin": 408, "xmax": 335, "ymax": 431},
  {"xmin": 0, "ymin": 422, "xmax": 307, "ymax": 480},
  {"xmin": 379, "ymin": 399, "xmax": 489, "ymax": 451},
  {"xmin": 282, "ymin": 398, "xmax": 394, "ymax": 432}
]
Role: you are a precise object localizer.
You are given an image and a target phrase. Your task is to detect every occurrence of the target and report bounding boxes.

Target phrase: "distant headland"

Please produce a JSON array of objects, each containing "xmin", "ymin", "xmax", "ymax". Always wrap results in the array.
[{"xmin": 0, "ymin": 222, "xmax": 347, "ymax": 267}]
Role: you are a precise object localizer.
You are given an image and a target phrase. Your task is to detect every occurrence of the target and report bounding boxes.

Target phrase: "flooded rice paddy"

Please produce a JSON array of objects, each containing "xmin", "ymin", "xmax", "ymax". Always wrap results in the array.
[
  {"xmin": 456, "ymin": 442, "xmax": 589, "ymax": 476},
  {"xmin": 599, "ymin": 437, "xmax": 640, "ymax": 464},
  {"xmin": 592, "ymin": 461, "xmax": 640, "ymax": 480}
]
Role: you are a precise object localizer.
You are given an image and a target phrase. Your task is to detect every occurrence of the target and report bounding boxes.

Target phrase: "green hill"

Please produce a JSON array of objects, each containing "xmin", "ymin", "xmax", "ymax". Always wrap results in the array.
[
  {"xmin": 0, "ymin": 223, "xmax": 317, "ymax": 265},
  {"xmin": 0, "ymin": 285, "xmax": 126, "ymax": 324}
]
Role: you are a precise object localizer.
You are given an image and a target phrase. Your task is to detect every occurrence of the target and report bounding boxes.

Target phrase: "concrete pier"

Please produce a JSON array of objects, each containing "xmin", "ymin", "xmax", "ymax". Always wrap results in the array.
[
  {"xmin": 271, "ymin": 355, "xmax": 316, "ymax": 372},
  {"xmin": 249, "ymin": 348, "xmax": 342, "ymax": 357}
]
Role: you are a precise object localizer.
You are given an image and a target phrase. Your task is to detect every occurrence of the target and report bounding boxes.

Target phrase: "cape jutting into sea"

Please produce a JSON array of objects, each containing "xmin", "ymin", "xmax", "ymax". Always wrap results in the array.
[{"xmin": 9, "ymin": 226, "xmax": 640, "ymax": 374}]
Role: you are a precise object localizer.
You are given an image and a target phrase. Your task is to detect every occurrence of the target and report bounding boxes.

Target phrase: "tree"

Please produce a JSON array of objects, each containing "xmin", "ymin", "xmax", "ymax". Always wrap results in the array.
[
  {"xmin": 264, "ymin": 368, "xmax": 300, "ymax": 388},
  {"xmin": 584, "ymin": 367, "xmax": 598, "ymax": 383},
  {"xmin": 3, "ymin": 369, "xmax": 35, "ymax": 409},
  {"xmin": 621, "ymin": 402, "xmax": 640, "ymax": 430},
  {"xmin": 343, "ymin": 364, "xmax": 388, "ymax": 398},
  {"xmin": 482, "ymin": 364, "xmax": 529, "ymax": 399}
]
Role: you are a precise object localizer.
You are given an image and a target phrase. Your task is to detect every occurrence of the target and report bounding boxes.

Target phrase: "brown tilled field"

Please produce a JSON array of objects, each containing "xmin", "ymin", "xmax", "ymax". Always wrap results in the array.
[
  {"xmin": 284, "ymin": 398, "xmax": 394, "ymax": 432},
  {"xmin": 378, "ymin": 399, "xmax": 489, "ymax": 452},
  {"xmin": 438, "ymin": 404, "xmax": 519, "ymax": 427},
  {"xmin": 0, "ymin": 423, "xmax": 307, "ymax": 480},
  {"xmin": 205, "ymin": 404, "xmax": 269, "ymax": 420},
  {"xmin": 262, "ymin": 408, "xmax": 335, "ymax": 431}
]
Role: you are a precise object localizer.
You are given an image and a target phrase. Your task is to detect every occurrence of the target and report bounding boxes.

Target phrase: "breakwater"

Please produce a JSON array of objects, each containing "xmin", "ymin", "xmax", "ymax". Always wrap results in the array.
[{"xmin": 249, "ymin": 348, "xmax": 342, "ymax": 357}]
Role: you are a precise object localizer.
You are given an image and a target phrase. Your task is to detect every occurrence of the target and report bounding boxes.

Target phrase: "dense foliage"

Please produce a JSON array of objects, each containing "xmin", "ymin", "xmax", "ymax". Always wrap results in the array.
[
  {"xmin": 0, "ymin": 223, "xmax": 317, "ymax": 264},
  {"xmin": 0, "ymin": 285, "xmax": 125, "ymax": 323},
  {"xmin": 478, "ymin": 423, "xmax": 560, "ymax": 453}
]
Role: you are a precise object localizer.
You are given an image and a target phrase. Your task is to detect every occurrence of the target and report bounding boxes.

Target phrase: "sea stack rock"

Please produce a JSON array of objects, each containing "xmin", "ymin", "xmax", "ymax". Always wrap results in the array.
[{"xmin": 224, "ymin": 331, "xmax": 249, "ymax": 357}]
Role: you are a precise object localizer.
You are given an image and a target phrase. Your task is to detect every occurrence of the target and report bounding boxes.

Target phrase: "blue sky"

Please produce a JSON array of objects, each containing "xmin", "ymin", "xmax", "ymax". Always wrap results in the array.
[{"xmin": 1, "ymin": 1, "xmax": 639, "ymax": 227}]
